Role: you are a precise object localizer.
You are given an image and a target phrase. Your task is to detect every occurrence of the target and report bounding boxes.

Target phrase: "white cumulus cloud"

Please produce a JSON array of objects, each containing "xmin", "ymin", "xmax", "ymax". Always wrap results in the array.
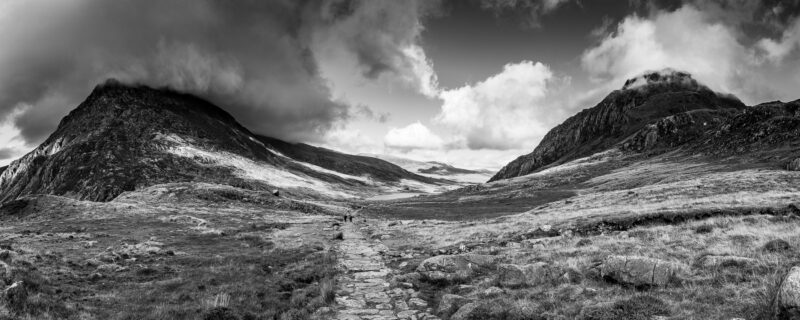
[
  {"xmin": 384, "ymin": 121, "xmax": 444, "ymax": 150},
  {"xmin": 435, "ymin": 61, "xmax": 569, "ymax": 150},
  {"xmin": 581, "ymin": 6, "xmax": 749, "ymax": 97},
  {"xmin": 581, "ymin": 4, "xmax": 800, "ymax": 105}
]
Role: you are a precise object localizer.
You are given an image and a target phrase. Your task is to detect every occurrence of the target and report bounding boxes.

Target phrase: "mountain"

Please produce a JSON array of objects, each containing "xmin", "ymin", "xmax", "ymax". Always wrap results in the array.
[
  {"xmin": 418, "ymin": 163, "xmax": 491, "ymax": 175},
  {"xmin": 362, "ymin": 154, "xmax": 494, "ymax": 184},
  {"xmin": 258, "ymin": 137, "xmax": 436, "ymax": 183},
  {"xmin": 0, "ymin": 80, "xmax": 439, "ymax": 203},
  {"xmin": 490, "ymin": 69, "xmax": 747, "ymax": 182}
]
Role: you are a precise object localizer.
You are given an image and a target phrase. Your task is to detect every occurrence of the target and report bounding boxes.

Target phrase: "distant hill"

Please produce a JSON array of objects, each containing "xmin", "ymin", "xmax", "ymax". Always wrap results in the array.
[
  {"xmin": 363, "ymin": 154, "xmax": 493, "ymax": 184},
  {"xmin": 0, "ymin": 81, "xmax": 441, "ymax": 202}
]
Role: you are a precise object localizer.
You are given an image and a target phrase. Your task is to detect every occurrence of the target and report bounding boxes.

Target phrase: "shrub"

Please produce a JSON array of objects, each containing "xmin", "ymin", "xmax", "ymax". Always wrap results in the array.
[
  {"xmin": 203, "ymin": 307, "xmax": 239, "ymax": 320},
  {"xmin": 763, "ymin": 239, "xmax": 792, "ymax": 253},
  {"xmin": 694, "ymin": 225, "xmax": 714, "ymax": 234},
  {"xmin": 333, "ymin": 232, "xmax": 343, "ymax": 240}
]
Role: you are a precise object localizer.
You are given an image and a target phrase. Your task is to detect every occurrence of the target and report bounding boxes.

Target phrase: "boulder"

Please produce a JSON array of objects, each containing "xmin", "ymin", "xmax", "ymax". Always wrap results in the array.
[
  {"xmin": 416, "ymin": 254, "xmax": 496, "ymax": 282},
  {"xmin": 775, "ymin": 266, "xmax": 800, "ymax": 318},
  {"xmin": 497, "ymin": 262, "xmax": 552, "ymax": 288},
  {"xmin": 437, "ymin": 294, "xmax": 468, "ymax": 317},
  {"xmin": 600, "ymin": 255, "xmax": 686, "ymax": 287}
]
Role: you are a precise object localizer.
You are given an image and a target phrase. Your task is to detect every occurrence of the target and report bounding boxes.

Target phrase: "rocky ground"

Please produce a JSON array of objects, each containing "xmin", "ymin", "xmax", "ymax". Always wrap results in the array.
[{"xmin": 2, "ymin": 154, "xmax": 800, "ymax": 319}]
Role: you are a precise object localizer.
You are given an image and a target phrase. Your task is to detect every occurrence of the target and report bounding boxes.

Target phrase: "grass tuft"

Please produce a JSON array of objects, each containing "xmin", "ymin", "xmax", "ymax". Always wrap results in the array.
[
  {"xmin": 694, "ymin": 225, "xmax": 714, "ymax": 234},
  {"xmin": 579, "ymin": 295, "xmax": 671, "ymax": 320}
]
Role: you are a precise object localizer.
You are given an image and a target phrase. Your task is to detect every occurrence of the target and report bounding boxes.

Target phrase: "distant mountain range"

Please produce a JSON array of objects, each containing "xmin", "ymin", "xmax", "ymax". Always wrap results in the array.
[
  {"xmin": 491, "ymin": 69, "xmax": 800, "ymax": 182},
  {"xmin": 0, "ymin": 80, "xmax": 444, "ymax": 203},
  {"xmin": 3, "ymin": 69, "xmax": 797, "ymax": 203},
  {"xmin": 361, "ymin": 154, "xmax": 494, "ymax": 184}
]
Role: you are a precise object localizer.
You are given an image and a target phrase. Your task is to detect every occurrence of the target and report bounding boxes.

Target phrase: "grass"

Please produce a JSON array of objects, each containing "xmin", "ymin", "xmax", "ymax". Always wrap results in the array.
[
  {"xmin": 0, "ymin": 187, "xmax": 341, "ymax": 320},
  {"xmin": 376, "ymin": 210, "xmax": 800, "ymax": 319}
]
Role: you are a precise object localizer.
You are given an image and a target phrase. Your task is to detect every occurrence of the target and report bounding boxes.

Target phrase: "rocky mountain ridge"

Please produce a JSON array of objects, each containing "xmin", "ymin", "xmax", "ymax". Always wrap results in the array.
[{"xmin": 490, "ymin": 70, "xmax": 749, "ymax": 182}]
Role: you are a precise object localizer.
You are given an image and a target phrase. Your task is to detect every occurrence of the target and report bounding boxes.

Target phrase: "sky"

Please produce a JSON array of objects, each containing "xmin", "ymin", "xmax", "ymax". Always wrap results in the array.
[{"xmin": 1, "ymin": 0, "xmax": 800, "ymax": 169}]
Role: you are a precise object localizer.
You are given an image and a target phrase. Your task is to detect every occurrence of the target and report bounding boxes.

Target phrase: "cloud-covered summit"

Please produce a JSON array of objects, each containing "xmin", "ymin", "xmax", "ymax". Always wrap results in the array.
[{"xmin": 0, "ymin": 0, "xmax": 438, "ymax": 148}]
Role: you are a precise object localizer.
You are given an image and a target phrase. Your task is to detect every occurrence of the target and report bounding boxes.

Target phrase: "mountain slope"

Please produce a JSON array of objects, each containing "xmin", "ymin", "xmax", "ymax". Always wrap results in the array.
[
  {"xmin": 0, "ymin": 80, "xmax": 437, "ymax": 202},
  {"xmin": 618, "ymin": 99, "xmax": 800, "ymax": 168},
  {"xmin": 490, "ymin": 70, "xmax": 745, "ymax": 182},
  {"xmin": 257, "ymin": 136, "xmax": 437, "ymax": 183}
]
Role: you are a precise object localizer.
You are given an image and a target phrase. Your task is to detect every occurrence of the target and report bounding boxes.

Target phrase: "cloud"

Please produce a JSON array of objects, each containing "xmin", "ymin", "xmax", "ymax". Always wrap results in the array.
[
  {"xmin": 312, "ymin": 0, "xmax": 441, "ymax": 98},
  {"xmin": 434, "ymin": 61, "xmax": 570, "ymax": 150},
  {"xmin": 757, "ymin": 17, "xmax": 800, "ymax": 62},
  {"xmin": 0, "ymin": 0, "xmax": 441, "ymax": 147},
  {"xmin": 479, "ymin": 0, "xmax": 570, "ymax": 28},
  {"xmin": 0, "ymin": 148, "xmax": 15, "ymax": 161},
  {"xmin": 581, "ymin": 5, "xmax": 800, "ymax": 104},
  {"xmin": 590, "ymin": 16, "xmax": 617, "ymax": 38},
  {"xmin": 384, "ymin": 122, "xmax": 445, "ymax": 150},
  {"xmin": 353, "ymin": 104, "xmax": 390, "ymax": 123}
]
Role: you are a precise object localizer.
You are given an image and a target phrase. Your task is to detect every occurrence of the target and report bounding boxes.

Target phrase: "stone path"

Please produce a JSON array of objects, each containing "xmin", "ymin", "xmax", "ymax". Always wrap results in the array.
[{"xmin": 335, "ymin": 222, "xmax": 440, "ymax": 320}]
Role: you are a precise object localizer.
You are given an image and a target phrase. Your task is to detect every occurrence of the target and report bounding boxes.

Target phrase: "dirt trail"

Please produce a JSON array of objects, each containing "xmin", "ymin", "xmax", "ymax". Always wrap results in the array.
[{"xmin": 334, "ymin": 221, "xmax": 439, "ymax": 320}]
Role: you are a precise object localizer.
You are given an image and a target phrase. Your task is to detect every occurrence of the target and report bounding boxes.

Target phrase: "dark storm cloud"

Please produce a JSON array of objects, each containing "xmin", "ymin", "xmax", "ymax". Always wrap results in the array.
[
  {"xmin": 316, "ymin": 0, "xmax": 441, "ymax": 82},
  {"xmin": 0, "ymin": 0, "xmax": 433, "ymax": 145}
]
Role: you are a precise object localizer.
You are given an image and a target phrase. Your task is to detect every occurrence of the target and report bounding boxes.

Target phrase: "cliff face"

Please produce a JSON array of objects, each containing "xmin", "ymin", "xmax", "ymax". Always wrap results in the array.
[
  {"xmin": 490, "ymin": 70, "xmax": 745, "ymax": 182},
  {"xmin": 0, "ymin": 81, "xmax": 433, "ymax": 203}
]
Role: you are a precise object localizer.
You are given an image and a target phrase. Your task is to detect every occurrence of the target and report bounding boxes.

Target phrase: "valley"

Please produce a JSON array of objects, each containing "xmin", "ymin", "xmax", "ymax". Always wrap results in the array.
[{"xmin": 1, "ymin": 72, "xmax": 800, "ymax": 320}]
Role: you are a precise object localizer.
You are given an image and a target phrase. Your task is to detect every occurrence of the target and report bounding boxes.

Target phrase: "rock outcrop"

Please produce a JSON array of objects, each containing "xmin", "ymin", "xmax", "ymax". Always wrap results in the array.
[
  {"xmin": 416, "ymin": 254, "xmax": 496, "ymax": 283},
  {"xmin": 490, "ymin": 69, "xmax": 744, "ymax": 182},
  {"xmin": 600, "ymin": 255, "xmax": 686, "ymax": 287},
  {"xmin": 496, "ymin": 262, "xmax": 551, "ymax": 288}
]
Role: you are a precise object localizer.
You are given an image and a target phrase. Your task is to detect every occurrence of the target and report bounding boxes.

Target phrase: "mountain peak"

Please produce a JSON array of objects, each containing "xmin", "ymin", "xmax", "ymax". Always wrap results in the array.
[
  {"xmin": 490, "ymin": 68, "xmax": 746, "ymax": 182},
  {"xmin": 621, "ymin": 68, "xmax": 703, "ymax": 91}
]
